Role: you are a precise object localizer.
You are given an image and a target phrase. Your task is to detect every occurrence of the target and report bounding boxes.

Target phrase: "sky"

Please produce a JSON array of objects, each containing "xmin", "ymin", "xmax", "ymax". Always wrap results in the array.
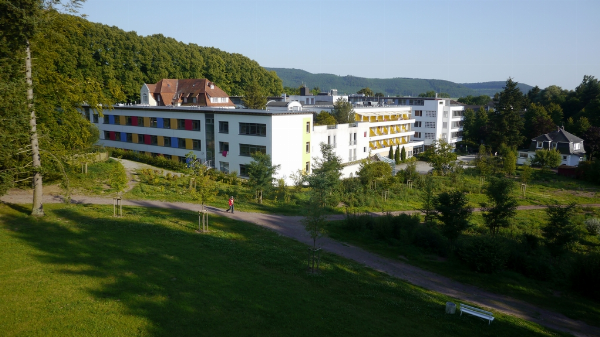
[{"xmin": 79, "ymin": 0, "xmax": 600, "ymax": 90}]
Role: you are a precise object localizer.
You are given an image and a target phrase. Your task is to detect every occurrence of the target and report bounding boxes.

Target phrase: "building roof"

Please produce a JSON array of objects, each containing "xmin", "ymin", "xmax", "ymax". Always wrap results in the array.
[
  {"xmin": 267, "ymin": 101, "xmax": 297, "ymax": 107},
  {"xmin": 532, "ymin": 128, "xmax": 583, "ymax": 143},
  {"xmin": 144, "ymin": 79, "xmax": 234, "ymax": 107}
]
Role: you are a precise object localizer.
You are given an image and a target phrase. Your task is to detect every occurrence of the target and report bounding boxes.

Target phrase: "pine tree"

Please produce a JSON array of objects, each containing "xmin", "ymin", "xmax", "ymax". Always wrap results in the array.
[
  {"xmin": 388, "ymin": 146, "xmax": 394, "ymax": 160},
  {"xmin": 401, "ymin": 146, "xmax": 406, "ymax": 161},
  {"xmin": 395, "ymin": 145, "xmax": 400, "ymax": 164}
]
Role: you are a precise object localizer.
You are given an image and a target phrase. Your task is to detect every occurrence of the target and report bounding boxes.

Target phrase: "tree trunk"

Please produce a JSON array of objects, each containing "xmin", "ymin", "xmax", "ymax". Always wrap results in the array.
[{"xmin": 26, "ymin": 40, "xmax": 44, "ymax": 216}]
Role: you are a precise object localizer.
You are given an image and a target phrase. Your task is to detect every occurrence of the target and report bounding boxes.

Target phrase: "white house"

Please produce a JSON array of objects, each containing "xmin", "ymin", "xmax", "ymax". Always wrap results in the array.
[{"xmin": 517, "ymin": 127, "xmax": 586, "ymax": 167}]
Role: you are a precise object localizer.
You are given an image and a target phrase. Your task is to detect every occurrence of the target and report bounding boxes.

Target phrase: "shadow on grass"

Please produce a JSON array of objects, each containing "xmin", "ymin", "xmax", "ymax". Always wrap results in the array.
[{"xmin": 0, "ymin": 203, "xmax": 566, "ymax": 336}]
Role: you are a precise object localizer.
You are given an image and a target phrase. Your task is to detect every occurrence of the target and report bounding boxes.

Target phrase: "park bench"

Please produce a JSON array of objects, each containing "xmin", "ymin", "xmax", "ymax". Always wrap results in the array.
[{"xmin": 459, "ymin": 303, "xmax": 494, "ymax": 325}]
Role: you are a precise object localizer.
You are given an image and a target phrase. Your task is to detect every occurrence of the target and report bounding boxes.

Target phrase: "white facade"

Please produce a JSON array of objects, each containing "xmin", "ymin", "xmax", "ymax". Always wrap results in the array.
[{"xmin": 89, "ymin": 106, "xmax": 315, "ymax": 185}]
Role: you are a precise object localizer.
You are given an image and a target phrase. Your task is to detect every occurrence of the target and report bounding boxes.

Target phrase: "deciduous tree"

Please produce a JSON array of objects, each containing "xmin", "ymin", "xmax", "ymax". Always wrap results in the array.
[
  {"xmin": 532, "ymin": 149, "xmax": 562, "ymax": 172},
  {"xmin": 543, "ymin": 203, "xmax": 579, "ymax": 256},
  {"xmin": 434, "ymin": 190, "xmax": 473, "ymax": 244},
  {"xmin": 315, "ymin": 111, "xmax": 336, "ymax": 126},
  {"xmin": 480, "ymin": 177, "xmax": 517, "ymax": 236},
  {"xmin": 243, "ymin": 79, "xmax": 267, "ymax": 109},
  {"xmin": 247, "ymin": 151, "xmax": 280, "ymax": 204},
  {"xmin": 332, "ymin": 98, "xmax": 355, "ymax": 124}
]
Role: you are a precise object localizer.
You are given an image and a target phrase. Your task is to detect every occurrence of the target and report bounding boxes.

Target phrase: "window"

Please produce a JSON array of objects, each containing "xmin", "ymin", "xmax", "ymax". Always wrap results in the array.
[
  {"xmin": 219, "ymin": 142, "xmax": 229, "ymax": 153},
  {"xmin": 163, "ymin": 118, "xmax": 171, "ymax": 129},
  {"xmin": 239, "ymin": 123, "xmax": 266, "ymax": 136},
  {"xmin": 453, "ymin": 110, "xmax": 464, "ymax": 117},
  {"xmin": 137, "ymin": 117, "xmax": 143, "ymax": 126},
  {"xmin": 178, "ymin": 119, "xmax": 186, "ymax": 129},
  {"xmin": 452, "ymin": 121, "xmax": 463, "ymax": 128},
  {"xmin": 114, "ymin": 132, "xmax": 121, "ymax": 141},
  {"xmin": 414, "ymin": 132, "xmax": 421, "ymax": 138},
  {"xmin": 126, "ymin": 116, "xmax": 132, "ymax": 126},
  {"xmin": 451, "ymin": 131, "xmax": 463, "ymax": 138},
  {"xmin": 426, "ymin": 111, "xmax": 437, "ymax": 117},
  {"xmin": 414, "ymin": 121, "xmax": 422, "ymax": 127},
  {"xmin": 210, "ymin": 97, "xmax": 229, "ymax": 103},
  {"xmin": 103, "ymin": 115, "xmax": 109, "ymax": 124},
  {"xmin": 414, "ymin": 110, "xmax": 423, "ymax": 117},
  {"xmin": 126, "ymin": 133, "xmax": 132, "ymax": 143},
  {"xmin": 178, "ymin": 138, "xmax": 186, "ymax": 149},
  {"xmin": 425, "ymin": 133, "xmax": 435, "ymax": 139},
  {"xmin": 519, "ymin": 153, "xmax": 528, "ymax": 158},
  {"xmin": 443, "ymin": 122, "xmax": 448, "ymax": 129},
  {"xmin": 425, "ymin": 122, "xmax": 436, "ymax": 128},
  {"xmin": 219, "ymin": 121, "xmax": 229, "ymax": 133},
  {"xmin": 150, "ymin": 117, "xmax": 157, "ymax": 128},
  {"xmin": 536, "ymin": 141, "xmax": 543, "ymax": 148},
  {"xmin": 306, "ymin": 121, "xmax": 310, "ymax": 133},
  {"xmin": 240, "ymin": 144, "xmax": 266, "ymax": 156},
  {"xmin": 239, "ymin": 164, "xmax": 248, "ymax": 177},
  {"xmin": 439, "ymin": 101, "xmax": 444, "ymax": 105},
  {"xmin": 151, "ymin": 135, "xmax": 158, "ymax": 145},
  {"xmin": 163, "ymin": 137, "xmax": 171, "ymax": 147},
  {"xmin": 193, "ymin": 139, "xmax": 201, "ymax": 150},
  {"xmin": 306, "ymin": 142, "xmax": 310, "ymax": 153},
  {"xmin": 220, "ymin": 162, "xmax": 229, "ymax": 174},
  {"xmin": 562, "ymin": 155, "xmax": 567, "ymax": 160},
  {"xmin": 443, "ymin": 111, "xmax": 448, "ymax": 118},
  {"xmin": 574, "ymin": 142, "xmax": 581, "ymax": 150},
  {"xmin": 103, "ymin": 131, "xmax": 110, "ymax": 139},
  {"xmin": 305, "ymin": 161, "xmax": 310, "ymax": 173},
  {"xmin": 192, "ymin": 120, "xmax": 201, "ymax": 131},
  {"xmin": 93, "ymin": 114, "xmax": 99, "ymax": 123}
]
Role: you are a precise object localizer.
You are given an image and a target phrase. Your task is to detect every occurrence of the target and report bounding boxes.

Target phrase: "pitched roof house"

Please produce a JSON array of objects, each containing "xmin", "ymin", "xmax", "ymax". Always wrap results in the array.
[
  {"xmin": 140, "ymin": 79, "xmax": 234, "ymax": 108},
  {"xmin": 517, "ymin": 127, "xmax": 586, "ymax": 167}
]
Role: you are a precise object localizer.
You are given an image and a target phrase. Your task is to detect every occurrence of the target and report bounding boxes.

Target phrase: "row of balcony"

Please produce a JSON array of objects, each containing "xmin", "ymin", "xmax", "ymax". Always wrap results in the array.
[
  {"xmin": 356, "ymin": 114, "xmax": 412, "ymax": 123},
  {"xmin": 368, "ymin": 136, "xmax": 410, "ymax": 150},
  {"xmin": 369, "ymin": 125, "xmax": 410, "ymax": 137}
]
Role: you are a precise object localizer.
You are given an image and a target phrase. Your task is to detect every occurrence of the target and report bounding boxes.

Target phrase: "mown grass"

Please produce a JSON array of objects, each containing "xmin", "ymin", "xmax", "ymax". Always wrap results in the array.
[
  {"xmin": 0, "ymin": 203, "xmax": 567, "ymax": 337},
  {"xmin": 67, "ymin": 159, "xmax": 124, "ymax": 196},
  {"xmin": 325, "ymin": 208, "xmax": 600, "ymax": 329}
]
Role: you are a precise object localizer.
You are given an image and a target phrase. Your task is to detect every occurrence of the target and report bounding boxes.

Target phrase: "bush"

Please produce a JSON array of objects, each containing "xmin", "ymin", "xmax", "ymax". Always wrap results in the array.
[
  {"xmin": 570, "ymin": 253, "xmax": 600, "ymax": 301},
  {"xmin": 411, "ymin": 225, "xmax": 449, "ymax": 256},
  {"xmin": 110, "ymin": 148, "xmax": 187, "ymax": 171},
  {"xmin": 585, "ymin": 218, "xmax": 600, "ymax": 236},
  {"xmin": 507, "ymin": 250, "xmax": 554, "ymax": 281},
  {"xmin": 455, "ymin": 236, "xmax": 509, "ymax": 273}
]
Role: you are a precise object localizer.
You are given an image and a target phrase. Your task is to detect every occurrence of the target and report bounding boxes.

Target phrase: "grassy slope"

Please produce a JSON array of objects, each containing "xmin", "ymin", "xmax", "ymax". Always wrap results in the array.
[
  {"xmin": 0, "ymin": 204, "xmax": 565, "ymax": 337},
  {"xmin": 325, "ymin": 209, "xmax": 600, "ymax": 329}
]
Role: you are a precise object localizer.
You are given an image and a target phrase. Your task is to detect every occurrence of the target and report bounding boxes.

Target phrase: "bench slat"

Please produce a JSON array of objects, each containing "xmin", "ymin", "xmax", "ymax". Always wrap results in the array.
[{"xmin": 459, "ymin": 304, "xmax": 494, "ymax": 325}]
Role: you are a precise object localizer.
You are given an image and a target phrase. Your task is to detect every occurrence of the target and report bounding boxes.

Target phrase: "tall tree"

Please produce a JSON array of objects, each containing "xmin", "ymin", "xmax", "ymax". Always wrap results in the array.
[
  {"xmin": 247, "ymin": 151, "xmax": 280, "ymax": 204},
  {"xmin": 419, "ymin": 175, "xmax": 437, "ymax": 224},
  {"xmin": 400, "ymin": 146, "xmax": 406, "ymax": 162},
  {"xmin": 487, "ymin": 78, "xmax": 526, "ymax": 151},
  {"xmin": 523, "ymin": 103, "xmax": 555, "ymax": 144},
  {"xmin": 394, "ymin": 145, "xmax": 400, "ymax": 164},
  {"xmin": 357, "ymin": 87, "xmax": 374, "ymax": 97},
  {"xmin": 314, "ymin": 111, "xmax": 336, "ymax": 126},
  {"xmin": 434, "ymin": 190, "xmax": 473, "ymax": 244},
  {"xmin": 306, "ymin": 143, "xmax": 343, "ymax": 207},
  {"xmin": 332, "ymin": 98, "xmax": 355, "ymax": 124},
  {"xmin": 583, "ymin": 126, "xmax": 600, "ymax": 161},
  {"xmin": 243, "ymin": 79, "xmax": 267, "ymax": 109},
  {"xmin": 388, "ymin": 146, "xmax": 394, "ymax": 160},
  {"xmin": 480, "ymin": 177, "xmax": 517, "ymax": 236},
  {"xmin": 543, "ymin": 203, "xmax": 579, "ymax": 256},
  {"xmin": 421, "ymin": 139, "xmax": 457, "ymax": 175}
]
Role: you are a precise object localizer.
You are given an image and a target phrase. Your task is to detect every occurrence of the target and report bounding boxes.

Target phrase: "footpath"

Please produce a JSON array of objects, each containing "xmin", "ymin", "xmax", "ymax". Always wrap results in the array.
[{"xmin": 2, "ymin": 193, "xmax": 600, "ymax": 337}]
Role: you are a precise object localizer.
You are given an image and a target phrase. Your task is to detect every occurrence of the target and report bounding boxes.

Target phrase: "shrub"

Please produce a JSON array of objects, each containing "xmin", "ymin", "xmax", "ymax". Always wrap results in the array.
[
  {"xmin": 507, "ymin": 250, "xmax": 554, "ymax": 281},
  {"xmin": 455, "ymin": 236, "xmax": 509, "ymax": 273},
  {"xmin": 570, "ymin": 253, "xmax": 600, "ymax": 301},
  {"xmin": 585, "ymin": 218, "xmax": 600, "ymax": 236},
  {"xmin": 411, "ymin": 225, "xmax": 449, "ymax": 256}
]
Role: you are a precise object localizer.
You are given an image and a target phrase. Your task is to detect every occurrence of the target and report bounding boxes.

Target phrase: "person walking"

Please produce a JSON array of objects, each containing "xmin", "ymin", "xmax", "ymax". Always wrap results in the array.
[{"xmin": 226, "ymin": 196, "xmax": 234, "ymax": 213}]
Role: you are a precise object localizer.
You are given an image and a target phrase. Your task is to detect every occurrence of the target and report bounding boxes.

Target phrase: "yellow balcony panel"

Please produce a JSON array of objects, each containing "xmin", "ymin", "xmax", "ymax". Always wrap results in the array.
[
  {"xmin": 157, "ymin": 136, "xmax": 164, "ymax": 146},
  {"xmin": 185, "ymin": 138, "xmax": 193, "ymax": 150},
  {"xmin": 143, "ymin": 117, "xmax": 150, "ymax": 127}
]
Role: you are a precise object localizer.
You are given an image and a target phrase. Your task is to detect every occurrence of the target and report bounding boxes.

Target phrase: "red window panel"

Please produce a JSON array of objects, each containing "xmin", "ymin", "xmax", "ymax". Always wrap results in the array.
[
  {"xmin": 364, "ymin": 132, "xmax": 367, "ymax": 137},
  {"xmin": 144, "ymin": 134, "xmax": 151, "ymax": 145},
  {"xmin": 185, "ymin": 119, "xmax": 193, "ymax": 130},
  {"xmin": 109, "ymin": 131, "xmax": 116, "ymax": 140},
  {"xmin": 132, "ymin": 116, "xmax": 138, "ymax": 126}
]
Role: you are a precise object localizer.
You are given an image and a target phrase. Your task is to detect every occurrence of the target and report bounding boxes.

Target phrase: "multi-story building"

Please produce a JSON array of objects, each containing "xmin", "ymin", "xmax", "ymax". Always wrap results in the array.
[{"xmin": 348, "ymin": 95, "xmax": 465, "ymax": 149}]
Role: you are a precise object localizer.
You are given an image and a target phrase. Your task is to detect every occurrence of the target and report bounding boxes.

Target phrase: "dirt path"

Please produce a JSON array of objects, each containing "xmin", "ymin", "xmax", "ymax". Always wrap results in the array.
[{"xmin": 2, "ymin": 193, "xmax": 600, "ymax": 336}]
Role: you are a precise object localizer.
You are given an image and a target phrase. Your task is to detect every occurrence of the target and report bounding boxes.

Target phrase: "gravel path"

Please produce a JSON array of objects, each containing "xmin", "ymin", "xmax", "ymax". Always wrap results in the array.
[{"xmin": 2, "ymin": 193, "xmax": 600, "ymax": 336}]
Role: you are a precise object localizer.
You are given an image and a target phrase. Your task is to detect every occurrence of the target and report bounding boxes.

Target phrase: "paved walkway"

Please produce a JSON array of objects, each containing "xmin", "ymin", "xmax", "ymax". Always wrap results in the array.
[{"xmin": 2, "ymin": 193, "xmax": 600, "ymax": 336}]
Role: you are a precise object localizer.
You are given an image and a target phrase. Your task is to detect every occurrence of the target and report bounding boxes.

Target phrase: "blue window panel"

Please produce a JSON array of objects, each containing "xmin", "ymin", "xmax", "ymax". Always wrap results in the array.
[
  {"xmin": 157, "ymin": 117, "xmax": 164, "ymax": 128},
  {"xmin": 171, "ymin": 137, "xmax": 178, "ymax": 148},
  {"xmin": 109, "ymin": 115, "xmax": 115, "ymax": 124},
  {"xmin": 120, "ymin": 132, "xmax": 126, "ymax": 141}
]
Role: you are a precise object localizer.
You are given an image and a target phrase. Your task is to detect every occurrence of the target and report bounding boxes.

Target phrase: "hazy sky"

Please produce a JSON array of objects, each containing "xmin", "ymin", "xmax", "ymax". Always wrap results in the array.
[{"xmin": 80, "ymin": 0, "xmax": 600, "ymax": 90}]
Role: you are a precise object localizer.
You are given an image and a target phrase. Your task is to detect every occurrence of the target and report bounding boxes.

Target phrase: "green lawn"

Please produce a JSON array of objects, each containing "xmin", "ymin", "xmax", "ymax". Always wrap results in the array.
[
  {"xmin": 325, "ymin": 209, "xmax": 600, "ymax": 329},
  {"xmin": 0, "ymin": 203, "xmax": 566, "ymax": 336}
]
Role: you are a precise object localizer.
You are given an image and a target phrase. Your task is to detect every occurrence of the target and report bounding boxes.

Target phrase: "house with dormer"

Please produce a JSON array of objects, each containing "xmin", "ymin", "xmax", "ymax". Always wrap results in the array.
[
  {"xmin": 140, "ymin": 79, "xmax": 235, "ymax": 108},
  {"xmin": 517, "ymin": 127, "xmax": 586, "ymax": 167}
]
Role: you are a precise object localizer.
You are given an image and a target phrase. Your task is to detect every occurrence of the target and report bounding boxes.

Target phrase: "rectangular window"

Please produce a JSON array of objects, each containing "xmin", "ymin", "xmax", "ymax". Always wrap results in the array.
[
  {"xmin": 178, "ymin": 119, "xmax": 186, "ymax": 129},
  {"xmin": 574, "ymin": 143, "xmax": 580, "ymax": 150},
  {"xmin": 126, "ymin": 133, "xmax": 133, "ymax": 143},
  {"xmin": 443, "ymin": 122, "xmax": 448, "ymax": 129},
  {"xmin": 306, "ymin": 142, "xmax": 310, "ymax": 153},
  {"xmin": 536, "ymin": 142, "xmax": 543, "ymax": 148},
  {"xmin": 239, "ymin": 164, "xmax": 248, "ymax": 177},
  {"xmin": 137, "ymin": 117, "xmax": 144, "ymax": 126},
  {"xmin": 414, "ymin": 132, "xmax": 421, "ymax": 138},
  {"xmin": 519, "ymin": 152, "xmax": 528, "ymax": 158},
  {"xmin": 103, "ymin": 115, "xmax": 109, "ymax": 124},
  {"xmin": 426, "ymin": 111, "xmax": 437, "ymax": 117},
  {"xmin": 562, "ymin": 155, "xmax": 567, "ymax": 160},
  {"xmin": 305, "ymin": 161, "xmax": 310, "ymax": 173},
  {"xmin": 414, "ymin": 110, "xmax": 423, "ymax": 117},
  {"xmin": 451, "ymin": 131, "xmax": 463, "ymax": 138},
  {"xmin": 178, "ymin": 138, "xmax": 186, "ymax": 149},
  {"xmin": 220, "ymin": 162, "xmax": 229, "ymax": 174},
  {"xmin": 150, "ymin": 117, "xmax": 157, "ymax": 128},
  {"xmin": 414, "ymin": 121, "xmax": 422, "ymax": 127},
  {"xmin": 306, "ymin": 121, "xmax": 310, "ymax": 133},
  {"xmin": 425, "ymin": 122, "xmax": 436, "ymax": 128},
  {"xmin": 239, "ymin": 123, "xmax": 267, "ymax": 137},
  {"xmin": 104, "ymin": 131, "xmax": 110, "ymax": 139},
  {"xmin": 193, "ymin": 139, "xmax": 201, "ymax": 150},
  {"xmin": 425, "ymin": 133, "xmax": 435, "ymax": 139},
  {"xmin": 93, "ymin": 114, "xmax": 99, "ymax": 123},
  {"xmin": 115, "ymin": 132, "xmax": 121, "ymax": 141},
  {"xmin": 163, "ymin": 118, "xmax": 171, "ymax": 129},
  {"xmin": 219, "ymin": 142, "xmax": 229, "ymax": 153},
  {"xmin": 443, "ymin": 111, "xmax": 448, "ymax": 118},
  {"xmin": 192, "ymin": 120, "xmax": 201, "ymax": 131},
  {"xmin": 219, "ymin": 121, "xmax": 229, "ymax": 133},
  {"xmin": 452, "ymin": 121, "xmax": 464, "ymax": 128},
  {"xmin": 453, "ymin": 110, "xmax": 464, "ymax": 117},
  {"xmin": 151, "ymin": 135, "xmax": 158, "ymax": 145},
  {"xmin": 163, "ymin": 137, "xmax": 171, "ymax": 147},
  {"xmin": 125, "ymin": 116, "xmax": 132, "ymax": 126},
  {"xmin": 240, "ymin": 144, "xmax": 266, "ymax": 156}
]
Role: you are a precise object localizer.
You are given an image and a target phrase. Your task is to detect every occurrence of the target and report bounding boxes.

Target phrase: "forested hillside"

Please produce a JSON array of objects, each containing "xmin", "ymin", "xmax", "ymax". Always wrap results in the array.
[
  {"xmin": 38, "ymin": 14, "xmax": 282, "ymax": 102},
  {"xmin": 267, "ymin": 67, "xmax": 533, "ymax": 97}
]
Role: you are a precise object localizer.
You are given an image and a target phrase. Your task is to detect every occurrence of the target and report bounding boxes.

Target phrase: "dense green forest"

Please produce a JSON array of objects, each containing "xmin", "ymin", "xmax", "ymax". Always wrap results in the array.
[{"xmin": 267, "ymin": 67, "xmax": 533, "ymax": 97}]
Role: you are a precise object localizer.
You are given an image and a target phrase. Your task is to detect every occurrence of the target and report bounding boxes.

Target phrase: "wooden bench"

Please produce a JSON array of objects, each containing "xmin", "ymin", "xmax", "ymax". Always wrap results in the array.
[{"xmin": 459, "ymin": 304, "xmax": 494, "ymax": 325}]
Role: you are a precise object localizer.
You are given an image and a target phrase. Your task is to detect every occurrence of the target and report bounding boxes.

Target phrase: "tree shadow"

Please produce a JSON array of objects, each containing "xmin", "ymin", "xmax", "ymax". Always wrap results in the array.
[{"xmin": 0, "ymin": 203, "xmax": 567, "ymax": 336}]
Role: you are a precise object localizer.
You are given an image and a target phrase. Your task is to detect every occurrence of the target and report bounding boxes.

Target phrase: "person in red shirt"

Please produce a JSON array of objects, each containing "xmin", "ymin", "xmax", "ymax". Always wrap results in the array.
[{"xmin": 226, "ymin": 196, "xmax": 234, "ymax": 213}]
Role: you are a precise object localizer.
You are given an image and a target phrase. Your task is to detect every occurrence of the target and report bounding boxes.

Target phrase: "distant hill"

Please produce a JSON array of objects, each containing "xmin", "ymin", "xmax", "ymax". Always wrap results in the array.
[{"xmin": 266, "ymin": 68, "xmax": 534, "ymax": 98}]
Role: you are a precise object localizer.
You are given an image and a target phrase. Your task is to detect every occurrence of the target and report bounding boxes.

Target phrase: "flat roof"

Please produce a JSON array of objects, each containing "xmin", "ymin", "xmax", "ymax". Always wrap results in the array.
[{"xmin": 100, "ymin": 105, "xmax": 317, "ymax": 116}]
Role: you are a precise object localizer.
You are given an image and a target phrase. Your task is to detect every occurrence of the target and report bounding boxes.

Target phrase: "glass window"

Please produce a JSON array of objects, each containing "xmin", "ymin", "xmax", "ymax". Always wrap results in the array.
[
  {"xmin": 178, "ymin": 119, "xmax": 186, "ymax": 129},
  {"xmin": 103, "ymin": 115, "xmax": 109, "ymax": 124},
  {"xmin": 150, "ymin": 117, "xmax": 157, "ymax": 128},
  {"xmin": 239, "ymin": 164, "xmax": 248, "ymax": 177},
  {"xmin": 219, "ymin": 142, "xmax": 229, "ymax": 153},
  {"xmin": 115, "ymin": 132, "xmax": 121, "ymax": 141},
  {"xmin": 192, "ymin": 120, "xmax": 201, "ymax": 131},
  {"xmin": 219, "ymin": 121, "xmax": 229, "ymax": 133},
  {"xmin": 126, "ymin": 133, "xmax": 132, "ymax": 142},
  {"xmin": 163, "ymin": 118, "xmax": 171, "ymax": 129},
  {"xmin": 305, "ymin": 161, "xmax": 310, "ymax": 173},
  {"xmin": 306, "ymin": 142, "xmax": 310, "ymax": 153},
  {"xmin": 103, "ymin": 131, "xmax": 110, "ymax": 139},
  {"xmin": 239, "ymin": 144, "xmax": 266, "ymax": 156},
  {"xmin": 178, "ymin": 138, "xmax": 186, "ymax": 149},
  {"xmin": 193, "ymin": 139, "xmax": 201, "ymax": 150},
  {"xmin": 239, "ymin": 123, "xmax": 266, "ymax": 136},
  {"xmin": 306, "ymin": 121, "xmax": 310, "ymax": 133},
  {"xmin": 151, "ymin": 135, "xmax": 158, "ymax": 145},
  {"xmin": 220, "ymin": 162, "xmax": 229, "ymax": 174},
  {"xmin": 93, "ymin": 114, "xmax": 99, "ymax": 123},
  {"xmin": 163, "ymin": 137, "xmax": 171, "ymax": 147}
]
